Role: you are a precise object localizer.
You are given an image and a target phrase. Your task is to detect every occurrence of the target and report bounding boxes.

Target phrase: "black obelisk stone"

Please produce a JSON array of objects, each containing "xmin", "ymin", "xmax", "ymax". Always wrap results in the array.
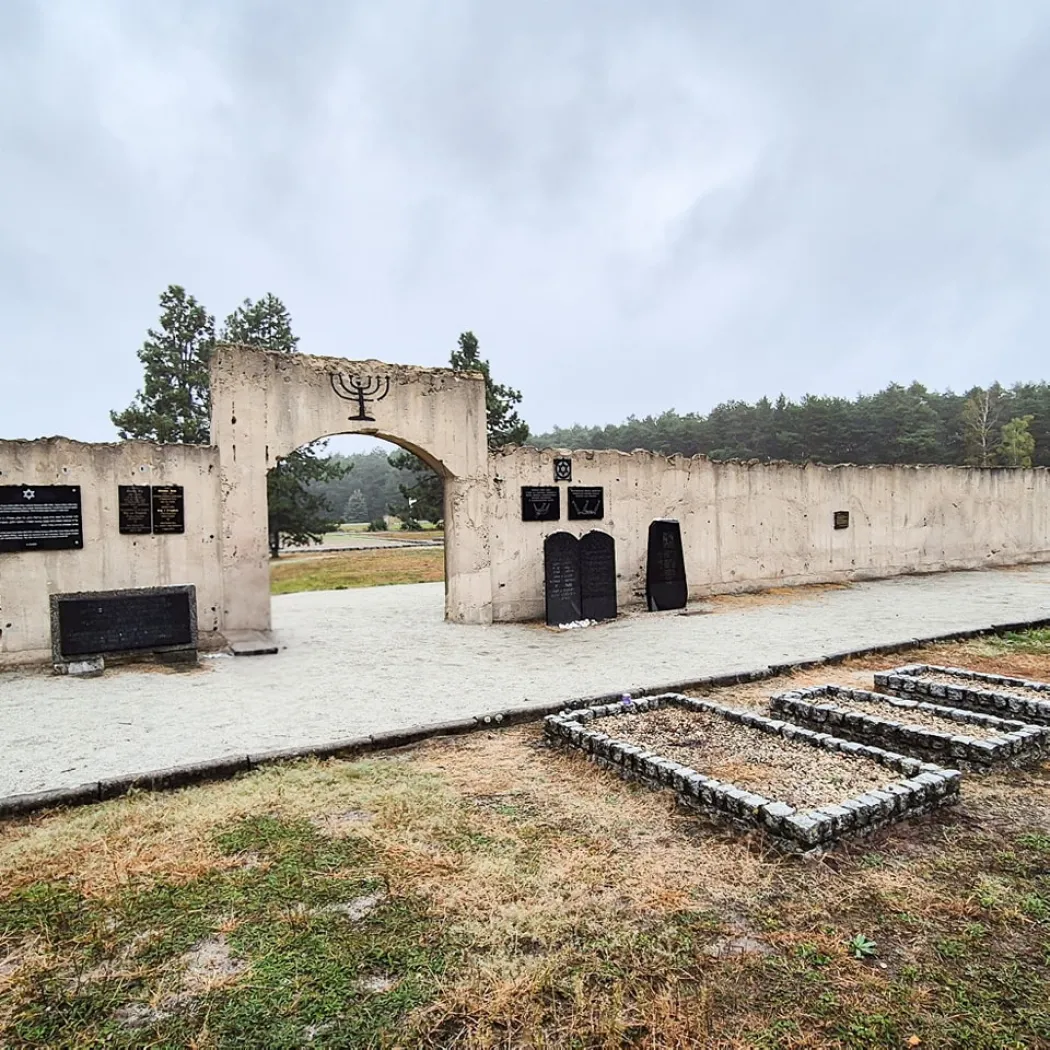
[{"xmin": 646, "ymin": 519, "xmax": 687, "ymax": 611}]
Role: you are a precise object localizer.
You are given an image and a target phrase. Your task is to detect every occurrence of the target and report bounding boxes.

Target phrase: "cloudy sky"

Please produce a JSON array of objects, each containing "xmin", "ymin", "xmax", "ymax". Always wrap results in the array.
[{"xmin": 3, "ymin": 0, "xmax": 1049, "ymax": 445}]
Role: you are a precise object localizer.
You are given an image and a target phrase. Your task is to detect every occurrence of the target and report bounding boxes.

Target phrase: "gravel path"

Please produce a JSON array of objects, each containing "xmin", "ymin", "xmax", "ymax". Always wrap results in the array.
[
  {"xmin": 602, "ymin": 708, "xmax": 895, "ymax": 810},
  {"xmin": 2, "ymin": 564, "xmax": 1050, "ymax": 798}
]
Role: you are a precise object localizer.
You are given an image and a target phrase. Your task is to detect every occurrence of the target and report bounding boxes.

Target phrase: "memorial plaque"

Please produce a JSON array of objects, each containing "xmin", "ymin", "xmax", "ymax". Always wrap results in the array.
[
  {"xmin": 580, "ymin": 530, "xmax": 617, "ymax": 621},
  {"xmin": 553, "ymin": 457, "xmax": 572, "ymax": 482},
  {"xmin": 544, "ymin": 532, "xmax": 582, "ymax": 626},
  {"xmin": 522, "ymin": 485, "xmax": 560, "ymax": 522},
  {"xmin": 152, "ymin": 485, "xmax": 185, "ymax": 534},
  {"xmin": 0, "ymin": 485, "xmax": 82, "ymax": 553},
  {"xmin": 646, "ymin": 519, "xmax": 687, "ymax": 611},
  {"xmin": 51, "ymin": 585, "xmax": 197, "ymax": 662},
  {"xmin": 118, "ymin": 485, "xmax": 153, "ymax": 534},
  {"xmin": 567, "ymin": 486, "xmax": 604, "ymax": 520},
  {"xmin": 833, "ymin": 510, "xmax": 850, "ymax": 530}
]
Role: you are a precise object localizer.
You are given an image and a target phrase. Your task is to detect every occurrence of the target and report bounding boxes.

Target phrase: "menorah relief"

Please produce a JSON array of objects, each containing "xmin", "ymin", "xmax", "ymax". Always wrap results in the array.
[{"xmin": 329, "ymin": 373, "xmax": 391, "ymax": 421}]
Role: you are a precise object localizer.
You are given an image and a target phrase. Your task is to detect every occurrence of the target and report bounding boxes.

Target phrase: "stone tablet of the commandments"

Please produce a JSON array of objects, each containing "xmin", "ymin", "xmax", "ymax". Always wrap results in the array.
[
  {"xmin": 544, "ymin": 531, "xmax": 582, "ymax": 626},
  {"xmin": 580, "ymin": 530, "xmax": 616, "ymax": 621}
]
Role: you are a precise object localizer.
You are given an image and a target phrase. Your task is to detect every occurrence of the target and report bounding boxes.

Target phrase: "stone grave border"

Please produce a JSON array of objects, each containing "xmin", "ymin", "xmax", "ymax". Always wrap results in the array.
[
  {"xmin": 544, "ymin": 692, "xmax": 961, "ymax": 851},
  {"xmin": 3, "ymin": 615, "xmax": 1050, "ymax": 822},
  {"xmin": 876, "ymin": 664, "xmax": 1050, "ymax": 726},
  {"xmin": 770, "ymin": 684, "xmax": 1049, "ymax": 770}
]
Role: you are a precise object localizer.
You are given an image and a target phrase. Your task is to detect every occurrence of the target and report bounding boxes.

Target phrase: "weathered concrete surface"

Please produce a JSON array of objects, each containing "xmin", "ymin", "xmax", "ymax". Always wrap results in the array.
[
  {"xmin": 211, "ymin": 345, "xmax": 489, "ymax": 634},
  {"xmin": 0, "ymin": 438, "xmax": 223, "ymax": 666},
  {"xmin": 7, "ymin": 350, "xmax": 1050, "ymax": 665},
  {"xmin": 490, "ymin": 447, "xmax": 1050, "ymax": 620},
  {"xmin": 1, "ymin": 565, "xmax": 1048, "ymax": 798}
]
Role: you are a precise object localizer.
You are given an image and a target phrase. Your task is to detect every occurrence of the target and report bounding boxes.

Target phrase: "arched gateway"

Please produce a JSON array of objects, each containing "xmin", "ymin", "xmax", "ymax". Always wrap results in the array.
[{"xmin": 211, "ymin": 344, "xmax": 493, "ymax": 631}]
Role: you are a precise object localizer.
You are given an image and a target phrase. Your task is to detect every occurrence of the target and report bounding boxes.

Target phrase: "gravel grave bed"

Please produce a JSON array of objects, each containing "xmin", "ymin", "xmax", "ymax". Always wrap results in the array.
[
  {"xmin": 822, "ymin": 694, "xmax": 1018, "ymax": 741},
  {"xmin": 600, "ymin": 708, "xmax": 898, "ymax": 811},
  {"xmin": 915, "ymin": 670, "xmax": 1050, "ymax": 703}
]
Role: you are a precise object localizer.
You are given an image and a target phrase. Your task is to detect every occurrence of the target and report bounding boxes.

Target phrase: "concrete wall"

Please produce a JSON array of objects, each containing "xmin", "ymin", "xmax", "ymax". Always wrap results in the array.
[
  {"xmin": 487, "ymin": 447, "xmax": 1050, "ymax": 621},
  {"xmin": 5, "ymin": 373, "xmax": 1050, "ymax": 664},
  {"xmin": 0, "ymin": 438, "xmax": 223, "ymax": 666}
]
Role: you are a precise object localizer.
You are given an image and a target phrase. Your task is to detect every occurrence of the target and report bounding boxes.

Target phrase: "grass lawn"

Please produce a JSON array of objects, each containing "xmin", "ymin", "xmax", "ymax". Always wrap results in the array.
[
  {"xmin": 2, "ymin": 635, "xmax": 1050, "ymax": 1047},
  {"xmin": 271, "ymin": 547, "xmax": 445, "ymax": 595}
]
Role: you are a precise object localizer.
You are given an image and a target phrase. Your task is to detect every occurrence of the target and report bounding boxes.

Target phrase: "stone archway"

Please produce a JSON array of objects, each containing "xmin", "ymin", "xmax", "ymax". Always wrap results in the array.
[{"xmin": 211, "ymin": 344, "xmax": 492, "ymax": 634}]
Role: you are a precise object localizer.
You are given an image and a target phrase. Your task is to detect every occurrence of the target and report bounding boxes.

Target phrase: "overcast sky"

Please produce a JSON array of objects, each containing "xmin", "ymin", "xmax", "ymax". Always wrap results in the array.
[{"xmin": 3, "ymin": 1, "xmax": 1049, "ymax": 445}]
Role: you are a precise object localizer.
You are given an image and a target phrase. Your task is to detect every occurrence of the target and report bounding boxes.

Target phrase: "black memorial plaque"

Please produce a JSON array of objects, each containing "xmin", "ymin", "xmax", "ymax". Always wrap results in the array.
[
  {"xmin": 833, "ymin": 510, "xmax": 850, "ymax": 530},
  {"xmin": 544, "ymin": 532, "xmax": 582, "ymax": 626},
  {"xmin": 646, "ymin": 519, "xmax": 687, "ymax": 611},
  {"xmin": 51, "ymin": 585, "xmax": 197, "ymax": 661},
  {"xmin": 522, "ymin": 485, "xmax": 560, "ymax": 522},
  {"xmin": 118, "ymin": 485, "xmax": 153, "ymax": 534},
  {"xmin": 152, "ymin": 485, "xmax": 185, "ymax": 534},
  {"xmin": 567, "ymin": 486, "xmax": 604, "ymax": 520},
  {"xmin": 580, "ymin": 530, "xmax": 617, "ymax": 621},
  {"xmin": 553, "ymin": 457, "xmax": 572, "ymax": 482},
  {"xmin": 0, "ymin": 485, "xmax": 82, "ymax": 553}
]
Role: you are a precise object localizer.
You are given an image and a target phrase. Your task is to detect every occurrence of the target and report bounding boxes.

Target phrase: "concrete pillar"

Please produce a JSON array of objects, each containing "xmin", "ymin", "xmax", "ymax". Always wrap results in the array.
[
  {"xmin": 211, "ymin": 348, "xmax": 273, "ymax": 634},
  {"xmin": 443, "ymin": 476, "xmax": 493, "ymax": 624}
]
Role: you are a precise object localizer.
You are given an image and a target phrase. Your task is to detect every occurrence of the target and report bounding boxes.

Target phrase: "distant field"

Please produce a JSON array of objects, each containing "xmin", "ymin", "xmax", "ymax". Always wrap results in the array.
[
  {"xmin": 271, "ymin": 547, "xmax": 445, "ymax": 595},
  {"xmin": 281, "ymin": 530, "xmax": 443, "ymax": 550}
]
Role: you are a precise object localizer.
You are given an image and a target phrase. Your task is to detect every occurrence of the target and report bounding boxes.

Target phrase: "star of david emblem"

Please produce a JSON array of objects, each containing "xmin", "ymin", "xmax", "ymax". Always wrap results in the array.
[{"xmin": 22, "ymin": 488, "xmax": 35, "ymax": 500}]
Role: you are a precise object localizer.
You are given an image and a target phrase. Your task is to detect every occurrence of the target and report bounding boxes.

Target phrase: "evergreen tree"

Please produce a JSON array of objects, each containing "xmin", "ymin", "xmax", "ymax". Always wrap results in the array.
[
  {"xmin": 344, "ymin": 489, "xmax": 368, "ymax": 523},
  {"xmin": 533, "ymin": 378, "xmax": 1050, "ymax": 468},
  {"xmin": 111, "ymin": 285, "xmax": 215, "ymax": 443},
  {"xmin": 218, "ymin": 295, "xmax": 349, "ymax": 556},
  {"xmin": 222, "ymin": 294, "xmax": 299, "ymax": 353},
  {"xmin": 309, "ymin": 449, "xmax": 405, "ymax": 522},
  {"xmin": 450, "ymin": 331, "xmax": 530, "ymax": 448},
  {"xmin": 389, "ymin": 330, "xmax": 529, "ymax": 524}
]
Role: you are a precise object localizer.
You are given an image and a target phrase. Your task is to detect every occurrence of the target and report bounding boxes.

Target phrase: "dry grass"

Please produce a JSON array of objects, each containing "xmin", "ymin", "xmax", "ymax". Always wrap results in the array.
[
  {"xmin": 270, "ymin": 545, "xmax": 445, "ymax": 594},
  {"xmin": 3, "ymin": 637, "xmax": 1050, "ymax": 1046}
]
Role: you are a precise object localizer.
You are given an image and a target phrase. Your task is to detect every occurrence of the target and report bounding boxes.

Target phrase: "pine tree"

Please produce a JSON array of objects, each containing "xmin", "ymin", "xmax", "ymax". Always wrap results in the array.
[
  {"xmin": 218, "ymin": 295, "xmax": 349, "ymax": 556},
  {"xmin": 111, "ymin": 285, "xmax": 215, "ymax": 444},
  {"xmin": 222, "ymin": 294, "xmax": 299, "ymax": 353},
  {"xmin": 344, "ymin": 489, "xmax": 368, "ymax": 523},
  {"xmin": 389, "ymin": 330, "xmax": 530, "ymax": 524},
  {"xmin": 450, "ymin": 331, "xmax": 529, "ymax": 448}
]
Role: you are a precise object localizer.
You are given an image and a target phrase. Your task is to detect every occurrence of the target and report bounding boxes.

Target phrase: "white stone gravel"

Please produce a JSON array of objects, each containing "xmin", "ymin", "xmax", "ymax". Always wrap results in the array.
[{"xmin": 2, "ymin": 565, "xmax": 1050, "ymax": 798}]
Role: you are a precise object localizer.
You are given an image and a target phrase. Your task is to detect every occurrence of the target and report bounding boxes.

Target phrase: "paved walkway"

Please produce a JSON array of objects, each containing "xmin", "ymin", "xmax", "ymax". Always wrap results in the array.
[{"xmin": 3, "ymin": 566, "xmax": 1050, "ymax": 798}]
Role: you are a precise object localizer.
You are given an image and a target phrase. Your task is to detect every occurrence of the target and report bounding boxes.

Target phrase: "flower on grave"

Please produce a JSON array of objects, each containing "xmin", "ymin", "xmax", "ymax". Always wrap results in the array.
[{"xmin": 621, "ymin": 694, "xmax": 633, "ymax": 708}]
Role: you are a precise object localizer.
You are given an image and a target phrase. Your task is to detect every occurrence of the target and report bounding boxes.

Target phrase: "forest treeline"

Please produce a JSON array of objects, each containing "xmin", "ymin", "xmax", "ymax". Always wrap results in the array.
[{"xmin": 531, "ymin": 382, "xmax": 1045, "ymax": 468}]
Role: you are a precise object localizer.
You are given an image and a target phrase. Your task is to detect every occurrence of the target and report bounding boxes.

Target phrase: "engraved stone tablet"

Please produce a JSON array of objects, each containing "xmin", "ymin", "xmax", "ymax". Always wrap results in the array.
[
  {"xmin": 152, "ymin": 485, "xmax": 185, "ymax": 534},
  {"xmin": 0, "ymin": 485, "xmax": 83, "ymax": 553},
  {"xmin": 118, "ymin": 485, "xmax": 153, "ymax": 534},
  {"xmin": 567, "ymin": 486, "xmax": 604, "ymax": 520},
  {"xmin": 553, "ymin": 457, "xmax": 572, "ymax": 482},
  {"xmin": 646, "ymin": 519, "xmax": 687, "ymax": 611},
  {"xmin": 544, "ymin": 532, "xmax": 582, "ymax": 626},
  {"xmin": 580, "ymin": 530, "xmax": 617, "ymax": 621},
  {"xmin": 522, "ymin": 486, "xmax": 560, "ymax": 522},
  {"xmin": 51, "ymin": 585, "xmax": 197, "ymax": 663}
]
